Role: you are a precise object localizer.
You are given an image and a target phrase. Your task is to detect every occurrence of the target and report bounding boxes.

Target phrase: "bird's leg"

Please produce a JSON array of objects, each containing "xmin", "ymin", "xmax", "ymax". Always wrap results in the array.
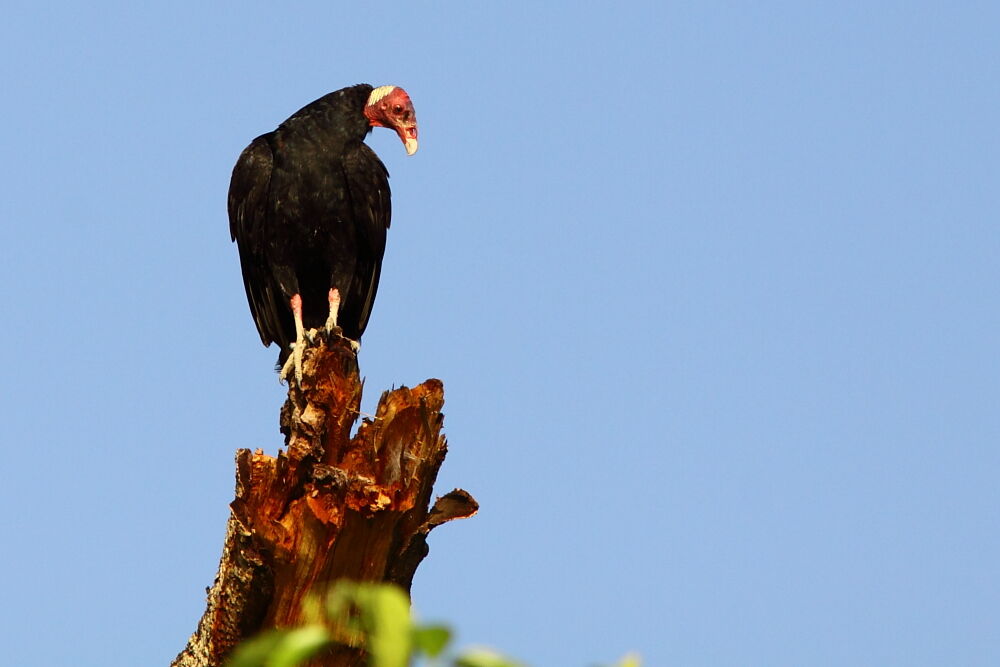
[
  {"xmin": 323, "ymin": 288, "xmax": 360, "ymax": 353},
  {"xmin": 324, "ymin": 288, "xmax": 341, "ymax": 334},
  {"xmin": 279, "ymin": 294, "xmax": 307, "ymax": 384}
]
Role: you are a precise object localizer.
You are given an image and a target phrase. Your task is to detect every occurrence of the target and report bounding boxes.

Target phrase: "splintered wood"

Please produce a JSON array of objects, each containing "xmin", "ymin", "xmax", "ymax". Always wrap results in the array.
[{"xmin": 172, "ymin": 336, "xmax": 477, "ymax": 667}]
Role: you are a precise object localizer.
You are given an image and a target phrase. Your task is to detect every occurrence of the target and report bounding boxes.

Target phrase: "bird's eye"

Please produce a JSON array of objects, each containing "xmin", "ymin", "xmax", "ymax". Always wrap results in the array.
[{"xmin": 393, "ymin": 105, "xmax": 403, "ymax": 114}]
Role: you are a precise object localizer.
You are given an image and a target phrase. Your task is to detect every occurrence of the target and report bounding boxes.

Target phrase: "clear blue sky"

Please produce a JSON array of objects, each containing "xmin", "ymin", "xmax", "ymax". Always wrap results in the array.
[{"xmin": 2, "ymin": 2, "xmax": 998, "ymax": 665}]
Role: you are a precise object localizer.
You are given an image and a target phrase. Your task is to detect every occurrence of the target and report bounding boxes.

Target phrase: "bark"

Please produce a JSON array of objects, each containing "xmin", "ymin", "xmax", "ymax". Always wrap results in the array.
[{"xmin": 172, "ymin": 335, "xmax": 477, "ymax": 667}]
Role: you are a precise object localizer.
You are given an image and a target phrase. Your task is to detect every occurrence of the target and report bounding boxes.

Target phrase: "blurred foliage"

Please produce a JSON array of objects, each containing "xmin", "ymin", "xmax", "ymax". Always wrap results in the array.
[{"xmin": 225, "ymin": 581, "xmax": 638, "ymax": 667}]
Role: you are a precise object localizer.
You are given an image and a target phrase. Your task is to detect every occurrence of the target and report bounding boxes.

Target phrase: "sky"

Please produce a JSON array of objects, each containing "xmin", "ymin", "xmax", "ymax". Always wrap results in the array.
[{"xmin": 1, "ymin": 2, "xmax": 998, "ymax": 665}]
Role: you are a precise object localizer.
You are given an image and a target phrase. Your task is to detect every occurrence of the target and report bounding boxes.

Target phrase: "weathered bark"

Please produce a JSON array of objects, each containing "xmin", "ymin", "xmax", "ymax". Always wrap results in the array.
[{"xmin": 173, "ymin": 335, "xmax": 477, "ymax": 667}]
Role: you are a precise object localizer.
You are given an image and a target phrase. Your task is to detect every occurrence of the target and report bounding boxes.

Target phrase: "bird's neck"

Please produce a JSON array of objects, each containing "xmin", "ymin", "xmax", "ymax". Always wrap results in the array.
[{"xmin": 278, "ymin": 85, "xmax": 374, "ymax": 146}]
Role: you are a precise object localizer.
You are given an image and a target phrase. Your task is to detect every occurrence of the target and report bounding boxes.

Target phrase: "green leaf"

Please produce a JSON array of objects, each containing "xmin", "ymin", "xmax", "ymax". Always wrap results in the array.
[
  {"xmin": 299, "ymin": 593, "xmax": 324, "ymax": 626},
  {"xmin": 224, "ymin": 630, "xmax": 287, "ymax": 667},
  {"xmin": 411, "ymin": 624, "xmax": 452, "ymax": 657},
  {"xmin": 267, "ymin": 625, "xmax": 331, "ymax": 667},
  {"xmin": 324, "ymin": 582, "xmax": 366, "ymax": 644},
  {"xmin": 454, "ymin": 647, "xmax": 524, "ymax": 667},
  {"xmin": 612, "ymin": 653, "xmax": 642, "ymax": 667},
  {"xmin": 362, "ymin": 584, "xmax": 413, "ymax": 667},
  {"xmin": 324, "ymin": 582, "xmax": 415, "ymax": 667},
  {"xmin": 325, "ymin": 581, "xmax": 358, "ymax": 618}
]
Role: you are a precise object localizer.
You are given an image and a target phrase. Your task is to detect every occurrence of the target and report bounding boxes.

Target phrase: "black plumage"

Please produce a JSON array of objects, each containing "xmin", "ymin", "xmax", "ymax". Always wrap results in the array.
[{"xmin": 228, "ymin": 84, "xmax": 417, "ymax": 367}]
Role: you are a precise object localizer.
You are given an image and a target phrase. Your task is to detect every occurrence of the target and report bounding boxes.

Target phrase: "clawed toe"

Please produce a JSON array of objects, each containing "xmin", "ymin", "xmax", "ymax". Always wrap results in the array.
[{"xmin": 279, "ymin": 342, "xmax": 305, "ymax": 384}]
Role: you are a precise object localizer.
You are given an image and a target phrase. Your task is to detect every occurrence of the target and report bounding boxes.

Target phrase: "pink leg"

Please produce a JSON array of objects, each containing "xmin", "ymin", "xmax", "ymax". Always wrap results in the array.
[
  {"xmin": 290, "ymin": 294, "xmax": 304, "ymax": 330},
  {"xmin": 280, "ymin": 293, "xmax": 307, "ymax": 383},
  {"xmin": 325, "ymin": 288, "xmax": 341, "ymax": 332}
]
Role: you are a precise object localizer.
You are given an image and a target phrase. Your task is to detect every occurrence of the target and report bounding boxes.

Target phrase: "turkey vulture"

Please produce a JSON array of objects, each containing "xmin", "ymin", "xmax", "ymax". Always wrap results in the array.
[{"xmin": 228, "ymin": 84, "xmax": 418, "ymax": 379}]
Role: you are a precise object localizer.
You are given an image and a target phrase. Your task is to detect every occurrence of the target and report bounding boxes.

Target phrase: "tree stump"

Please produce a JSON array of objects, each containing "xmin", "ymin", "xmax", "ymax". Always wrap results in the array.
[{"xmin": 172, "ymin": 335, "xmax": 477, "ymax": 666}]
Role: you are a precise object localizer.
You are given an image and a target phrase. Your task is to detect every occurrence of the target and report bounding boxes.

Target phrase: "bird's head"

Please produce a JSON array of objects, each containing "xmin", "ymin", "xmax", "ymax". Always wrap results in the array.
[{"xmin": 364, "ymin": 86, "xmax": 418, "ymax": 155}]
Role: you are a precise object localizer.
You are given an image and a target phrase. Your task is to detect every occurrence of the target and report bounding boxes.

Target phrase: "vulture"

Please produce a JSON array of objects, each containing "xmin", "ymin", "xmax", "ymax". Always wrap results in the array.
[{"xmin": 228, "ymin": 84, "xmax": 418, "ymax": 379}]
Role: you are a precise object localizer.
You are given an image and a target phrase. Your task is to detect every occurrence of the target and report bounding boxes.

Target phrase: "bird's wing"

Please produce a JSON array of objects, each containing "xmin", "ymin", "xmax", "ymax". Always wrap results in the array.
[
  {"xmin": 228, "ymin": 135, "xmax": 287, "ymax": 348},
  {"xmin": 342, "ymin": 142, "xmax": 392, "ymax": 337}
]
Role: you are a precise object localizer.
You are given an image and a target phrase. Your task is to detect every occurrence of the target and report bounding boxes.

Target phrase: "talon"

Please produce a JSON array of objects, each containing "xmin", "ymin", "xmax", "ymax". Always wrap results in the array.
[
  {"xmin": 279, "ymin": 353, "xmax": 292, "ymax": 382},
  {"xmin": 279, "ymin": 343, "xmax": 301, "ymax": 383}
]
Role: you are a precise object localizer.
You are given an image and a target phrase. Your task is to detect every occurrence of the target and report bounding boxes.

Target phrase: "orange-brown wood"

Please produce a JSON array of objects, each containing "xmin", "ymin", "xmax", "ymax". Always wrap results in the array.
[{"xmin": 172, "ymin": 336, "xmax": 477, "ymax": 666}]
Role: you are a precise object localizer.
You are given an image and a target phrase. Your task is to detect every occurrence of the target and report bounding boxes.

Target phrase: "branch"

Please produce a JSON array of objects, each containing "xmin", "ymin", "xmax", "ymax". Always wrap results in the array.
[{"xmin": 173, "ymin": 335, "xmax": 477, "ymax": 666}]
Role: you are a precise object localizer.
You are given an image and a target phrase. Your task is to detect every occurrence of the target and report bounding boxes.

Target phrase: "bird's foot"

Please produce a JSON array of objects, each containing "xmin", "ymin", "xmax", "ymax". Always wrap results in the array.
[
  {"xmin": 279, "ymin": 341, "xmax": 306, "ymax": 385},
  {"xmin": 319, "ymin": 325, "xmax": 359, "ymax": 354},
  {"xmin": 280, "ymin": 293, "xmax": 307, "ymax": 384},
  {"xmin": 321, "ymin": 287, "xmax": 357, "ymax": 352}
]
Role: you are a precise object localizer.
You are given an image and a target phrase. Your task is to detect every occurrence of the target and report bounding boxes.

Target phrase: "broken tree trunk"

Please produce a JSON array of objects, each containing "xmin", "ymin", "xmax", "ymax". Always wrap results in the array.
[{"xmin": 172, "ymin": 335, "xmax": 478, "ymax": 667}]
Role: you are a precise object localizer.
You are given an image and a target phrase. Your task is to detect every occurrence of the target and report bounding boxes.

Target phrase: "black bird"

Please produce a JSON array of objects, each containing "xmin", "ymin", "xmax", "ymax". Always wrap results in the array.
[{"xmin": 228, "ymin": 84, "xmax": 418, "ymax": 379}]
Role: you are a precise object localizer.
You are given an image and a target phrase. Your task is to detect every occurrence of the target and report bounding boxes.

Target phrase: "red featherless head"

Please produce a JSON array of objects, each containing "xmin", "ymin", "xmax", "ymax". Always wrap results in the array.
[{"xmin": 364, "ymin": 86, "xmax": 418, "ymax": 155}]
